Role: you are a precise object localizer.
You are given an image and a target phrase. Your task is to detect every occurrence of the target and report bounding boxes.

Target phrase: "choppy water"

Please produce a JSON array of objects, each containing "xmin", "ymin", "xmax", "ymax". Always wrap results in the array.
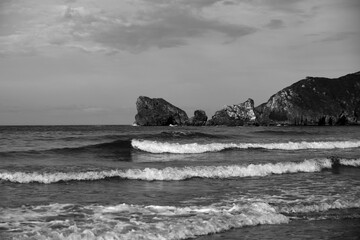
[{"xmin": 0, "ymin": 125, "xmax": 359, "ymax": 239}]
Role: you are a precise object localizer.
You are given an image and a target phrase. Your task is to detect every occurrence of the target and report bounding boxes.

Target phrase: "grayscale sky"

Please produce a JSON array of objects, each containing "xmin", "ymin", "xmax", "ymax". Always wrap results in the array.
[{"xmin": 0, "ymin": 0, "xmax": 359, "ymax": 125}]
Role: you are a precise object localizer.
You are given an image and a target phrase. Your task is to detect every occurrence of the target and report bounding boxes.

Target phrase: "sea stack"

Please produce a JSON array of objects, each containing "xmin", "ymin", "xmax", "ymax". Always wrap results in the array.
[
  {"xmin": 207, "ymin": 98, "xmax": 257, "ymax": 126},
  {"xmin": 189, "ymin": 110, "xmax": 208, "ymax": 126},
  {"xmin": 134, "ymin": 96, "xmax": 189, "ymax": 126}
]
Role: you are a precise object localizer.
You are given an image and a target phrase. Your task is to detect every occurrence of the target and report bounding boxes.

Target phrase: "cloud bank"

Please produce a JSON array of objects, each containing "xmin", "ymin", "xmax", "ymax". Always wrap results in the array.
[{"xmin": 0, "ymin": 0, "xmax": 261, "ymax": 54}]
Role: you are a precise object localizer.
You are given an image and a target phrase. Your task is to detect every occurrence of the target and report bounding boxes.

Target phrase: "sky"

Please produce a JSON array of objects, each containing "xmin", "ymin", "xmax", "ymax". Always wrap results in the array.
[{"xmin": 0, "ymin": 0, "xmax": 359, "ymax": 125}]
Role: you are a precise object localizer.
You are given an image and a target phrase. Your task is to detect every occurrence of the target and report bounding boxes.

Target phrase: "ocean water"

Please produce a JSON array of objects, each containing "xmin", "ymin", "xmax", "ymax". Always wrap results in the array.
[{"xmin": 0, "ymin": 125, "xmax": 359, "ymax": 240}]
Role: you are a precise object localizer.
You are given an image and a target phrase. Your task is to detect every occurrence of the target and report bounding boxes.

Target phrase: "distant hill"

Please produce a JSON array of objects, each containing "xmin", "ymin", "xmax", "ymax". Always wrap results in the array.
[{"xmin": 255, "ymin": 71, "xmax": 360, "ymax": 125}]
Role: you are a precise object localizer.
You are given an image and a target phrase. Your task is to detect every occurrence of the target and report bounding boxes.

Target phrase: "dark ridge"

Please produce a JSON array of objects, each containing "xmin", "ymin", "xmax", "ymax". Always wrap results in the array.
[
  {"xmin": 158, "ymin": 131, "xmax": 227, "ymax": 139},
  {"xmin": 0, "ymin": 139, "xmax": 133, "ymax": 155},
  {"xmin": 253, "ymin": 130, "xmax": 317, "ymax": 135}
]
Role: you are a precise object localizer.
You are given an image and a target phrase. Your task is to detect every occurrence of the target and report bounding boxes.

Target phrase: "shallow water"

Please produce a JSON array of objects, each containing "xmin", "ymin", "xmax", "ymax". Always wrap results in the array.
[{"xmin": 0, "ymin": 125, "xmax": 359, "ymax": 239}]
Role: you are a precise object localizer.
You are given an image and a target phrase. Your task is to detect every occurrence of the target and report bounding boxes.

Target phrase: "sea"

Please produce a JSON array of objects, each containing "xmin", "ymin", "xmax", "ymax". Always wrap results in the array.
[{"xmin": 0, "ymin": 125, "xmax": 359, "ymax": 240}]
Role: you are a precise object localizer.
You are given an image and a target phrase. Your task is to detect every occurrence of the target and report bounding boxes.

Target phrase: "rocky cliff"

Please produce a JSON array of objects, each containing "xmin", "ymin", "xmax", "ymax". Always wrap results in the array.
[
  {"xmin": 207, "ymin": 98, "xmax": 257, "ymax": 126},
  {"xmin": 134, "ymin": 72, "xmax": 360, "ymax": 126},
  {"xmin": 256, "ymin": 71, "xmax": 360, "ymax": 125},
  {"xmin": 134, "ymin": 96, "xmax": 189, "ymax": 126}
]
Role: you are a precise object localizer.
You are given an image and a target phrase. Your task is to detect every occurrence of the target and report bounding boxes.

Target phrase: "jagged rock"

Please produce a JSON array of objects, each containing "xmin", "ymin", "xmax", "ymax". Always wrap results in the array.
[
  {"xmin": 336, "ymin": 111, "xmax": 348, "ymax": 125},
  {"xmin": 256, "ymin": 71, "xmax": 360, "ymax": 125},
  {"xmin": 189, "ymin": 110, "xmax": 208, "ymax": 126},
  {"xmin": 134, "ymin": 96, "xmax": 189, "ymax": 126},
  {"xmin": 208, "ymin": 98, "xmax": 257, "ymax": 126}
]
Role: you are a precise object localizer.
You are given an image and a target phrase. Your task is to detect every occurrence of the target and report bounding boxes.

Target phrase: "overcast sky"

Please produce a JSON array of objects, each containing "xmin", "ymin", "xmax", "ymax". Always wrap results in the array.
[{"xmin": 0, "ymin": 0, "xmax": 359, "ymax": 125}]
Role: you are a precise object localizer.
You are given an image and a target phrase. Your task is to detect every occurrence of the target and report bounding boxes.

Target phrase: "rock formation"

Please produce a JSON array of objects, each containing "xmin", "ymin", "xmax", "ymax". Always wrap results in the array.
[
  {"xmin": 134, "ymin": 96, "xmax": 189, "ymax": 126},
  {"xmin": 256, "ymin": 71, "xmax": 360, "ymax": 125},
  {"xmin": 207, "ymin": 98, "xmax": 257, "ymax": 126},
  {"xmin": 134, "ymin": 72, "xmax": 360, "ymax": 126},
  {"xmin": 189, "ymin": 110, "xmax": 208, "ymax": 126}
]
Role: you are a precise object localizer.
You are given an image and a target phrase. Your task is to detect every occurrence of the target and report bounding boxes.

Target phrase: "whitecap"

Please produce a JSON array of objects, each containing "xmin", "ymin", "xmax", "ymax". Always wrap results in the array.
[
  {"xmin": 0, "ymin": 158, "xmax": 338, "ymax": 183},
  {"xmin": 339, "ymin": 158, "xmax": 360, "ymax": 167},
  {"xmin": 131, "ymin": 139, "xmax": 360, "ymax": 154}
]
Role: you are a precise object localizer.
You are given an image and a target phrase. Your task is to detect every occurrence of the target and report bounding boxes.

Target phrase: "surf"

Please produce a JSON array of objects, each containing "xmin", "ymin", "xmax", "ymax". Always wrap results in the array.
[
  {"xmin": 0, "ymin": 201, "xmax": 289, "ymax": 240},
  {"xmin": 2, "ymin": 196, "xmax": 359, "ymax": 240},
  {"xmin": 132, "ymin": 139, "xmax": 360, "ymax": 154},
  {"xmin": 279, "ymin": 198, "xmax": 360, "ymax": 215},
  {"xmin": 1, "ymin": 158, "xmax": 359, "ymax": 184}
]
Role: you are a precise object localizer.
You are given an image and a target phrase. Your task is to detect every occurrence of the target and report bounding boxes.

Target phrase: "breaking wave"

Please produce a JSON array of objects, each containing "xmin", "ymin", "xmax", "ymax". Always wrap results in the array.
[
  {"xmin": 132, "ymin": 139, "xmax": 360, "ymax": 154},
  {"xmin": 0, "ymin": 202, "xmax": 288, "ymax": 240},
  {"xmin": 279, "ymin": 198, "xmax": 360, "ymax": 214},
  {"xmin": 1, "ymin": 158, "xmax": 358, "ymax": 184},
  {"xmin": 339, "ymin": 159, "xmax": 360, "ymax": 167},
  {"xmin": 0, "ymin": 131, "xmax": 224, "ymax": 155},
  {"xmin": 2, "ymin": 197, "xmax": 360, "ymax": 240}
]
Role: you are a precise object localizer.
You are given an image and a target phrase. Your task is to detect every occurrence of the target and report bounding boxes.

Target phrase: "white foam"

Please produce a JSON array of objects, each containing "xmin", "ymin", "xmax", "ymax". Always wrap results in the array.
[
  {"xmin": 280, "ymin": 198, "xmax": 360, "ymax": 214},
  {"xmin": 1, "ymin": 202, "xmax": 289, "ymax": 240},
  {"xmin": 0, "ymin": 158, "xmax": 333, "ymax": 183},
  {"xmin": 131, "ymin": 139, "xmax": 360, "ymax": 154},
  {"xmin": 3, "ymin": 198, "xmax": 360, "ymax": 239},
  {"xmin": 339, "ymin": 158, "xmax": 360, "ymax": 167},
  {"xmin": 0, "ymin": 170, "xmax": 118, "ymax": 184}
]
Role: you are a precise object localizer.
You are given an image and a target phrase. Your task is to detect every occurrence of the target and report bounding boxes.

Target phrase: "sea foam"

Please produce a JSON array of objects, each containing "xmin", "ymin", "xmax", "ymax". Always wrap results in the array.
[
  {"xmin": 131, "ymin": 139, "xmax": 360, "ymax": 154},
  {"xmin": 1, "ymin": 201, "xmax": 289, "ymax": 240},
  {"xmin": 3, "ymin": 196, "xmax": 360, "ymax": 240},
  {"xmin": 279, "ymin": 198, "xmax": 360, "ymax": 214},
  {"xmin": 339, "ymin": 158, "xmax": 360, "ymax": 167},
  {"xmin": 1, "ymin": 158, "xmax": 354, "ymax": 184}
]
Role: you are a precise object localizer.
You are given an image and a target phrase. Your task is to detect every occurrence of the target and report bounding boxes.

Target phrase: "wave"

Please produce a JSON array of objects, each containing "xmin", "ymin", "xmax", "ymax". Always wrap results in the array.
[
  {"xmin": 339, "ymin": 159, "xmax": 360, "ymax": 167},
  {"xmin": 2, "ymin": 196, "xmax": 360, "ymax": 240},
  {"xmin": 0, "ymin": 139, "xmax": 133, "ymax": 156},
  {"xmin": 0, "ymin": 131, "xmax": 223, "ymax": 155},
  {"xmin": 132, "ymin": 139, "xmax": 360, "ymax": 154},
  {"xmin": 45, "ymin": 139, "xmax": 133, "ymax": 155},
  {"xmin": 2, "ymin": 158, "xmax": 358, "ymax": 184},
  {"xmin": 279, "ymin": 198, "xmax": 360, "ymax": 214},
  {"xmin": 0, "ymin": 202, "xmax": 289, "ymax": 240},
  {"xmin": 48, "ymin": 131, "xmax": 224, "ymax": 153}
]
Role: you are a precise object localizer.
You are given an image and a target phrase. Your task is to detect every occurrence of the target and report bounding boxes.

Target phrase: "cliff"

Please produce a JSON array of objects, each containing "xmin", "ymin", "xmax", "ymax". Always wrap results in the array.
[
  {"xmin": 134, "ymin": 71, "xmax": 360, "ymax": 126},
  {"xmin": 256, "ymin": 71, "xmax": 360, "ymax": 125}
]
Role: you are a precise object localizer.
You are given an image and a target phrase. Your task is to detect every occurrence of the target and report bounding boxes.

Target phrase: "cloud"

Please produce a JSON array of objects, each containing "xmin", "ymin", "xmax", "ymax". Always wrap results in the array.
[
  {"xmin": 92, "ymin": 7, "xmax": 256, "ymax": 52},
  {"xmin": 265, "ymin": 19, "xmax": 285, "ymax": 29},
  {"xmin": 147, "ymin": 0, "xmax": 228, "ymax": 9},
  {"xmin": 0, "ymin": 0, "xmax": 257, "ymax": 55},
  {"xmin": 318, "ymin": 32, "xmax": 359, "ymax": 43},
  {"xmin": 3, "ymin": 0, "xmax": 342, "ymax": 55},
  {"xmin": 0, "ymin": 104, "xmax": 110, "ymax": 114},
  {"xmin": 258, "ymin": 0, "xmax": 306, "ymax": 13},
  {"xmin": 181, "ymin": 0, "xmax": 228, "ymax": 8}
]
